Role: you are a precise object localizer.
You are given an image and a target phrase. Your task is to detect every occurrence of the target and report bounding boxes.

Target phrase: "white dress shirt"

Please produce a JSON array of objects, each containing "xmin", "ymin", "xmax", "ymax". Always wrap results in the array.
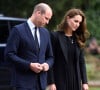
[{"xmin": 27, "ymin": 19, "xmax": 40, "ymax": 46}]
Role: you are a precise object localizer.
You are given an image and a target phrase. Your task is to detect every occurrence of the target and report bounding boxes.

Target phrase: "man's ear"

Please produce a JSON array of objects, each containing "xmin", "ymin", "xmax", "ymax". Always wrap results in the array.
[{"xmin": 36, "ymin": 11, "xmax": 41, "ymax": 15}]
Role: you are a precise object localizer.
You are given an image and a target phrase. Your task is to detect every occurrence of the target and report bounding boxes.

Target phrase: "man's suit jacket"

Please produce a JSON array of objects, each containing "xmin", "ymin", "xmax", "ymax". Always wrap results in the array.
[{"xmin": 5, "ymin": 22, "xmax": 54, "ymax": 89}]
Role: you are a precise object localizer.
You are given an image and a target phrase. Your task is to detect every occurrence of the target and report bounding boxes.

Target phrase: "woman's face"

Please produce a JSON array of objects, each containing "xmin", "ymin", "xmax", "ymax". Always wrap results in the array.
[{"xmin": 67, "ymin": 15, "xmax": 82, "ymax": 31}]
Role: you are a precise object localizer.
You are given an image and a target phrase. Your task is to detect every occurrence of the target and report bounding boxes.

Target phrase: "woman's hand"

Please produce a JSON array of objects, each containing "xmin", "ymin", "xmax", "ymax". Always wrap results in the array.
[
  {"xmin": 82, "ymin": 84, "xmax": 89, "ymax": 90},
  {"xmin": 47, "ymin": 84, "xmax": 56, "ymax": 90}
]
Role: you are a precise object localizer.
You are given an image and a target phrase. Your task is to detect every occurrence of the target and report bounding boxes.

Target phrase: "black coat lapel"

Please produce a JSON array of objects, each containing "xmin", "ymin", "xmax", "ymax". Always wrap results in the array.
[{"xmin": 57, "ymin": 32, "xmax": 68, "ymax": 62}]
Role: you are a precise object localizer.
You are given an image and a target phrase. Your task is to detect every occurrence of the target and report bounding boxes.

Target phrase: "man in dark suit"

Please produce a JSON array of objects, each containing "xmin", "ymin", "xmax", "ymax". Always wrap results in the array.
[{"xmin": 5, "ymin": 3, "xmax": 53, "ymax": 90}]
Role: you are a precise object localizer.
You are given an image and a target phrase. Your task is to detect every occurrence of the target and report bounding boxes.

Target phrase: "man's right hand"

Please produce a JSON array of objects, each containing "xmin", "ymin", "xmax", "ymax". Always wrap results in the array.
[{"xmin": 30, "ymin": 63, "xmax": 43, "ymax": 73}]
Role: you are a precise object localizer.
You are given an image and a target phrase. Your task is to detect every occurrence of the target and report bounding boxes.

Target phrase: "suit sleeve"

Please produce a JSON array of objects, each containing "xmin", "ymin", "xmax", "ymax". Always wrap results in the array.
[
  {"xmin": 5, "ymin": 27, "xmax": 30, "ymax": 71},
  {"xmin": 44, "ymin": 30, "xmax": 54, "ymax": 69},
  {"xmin": 79, "ymin": 49, "xmax": 88, "ymax": 84},
  {"xmin": 47, "ymin": 31, "xmax": 57, "ymax": 84}
]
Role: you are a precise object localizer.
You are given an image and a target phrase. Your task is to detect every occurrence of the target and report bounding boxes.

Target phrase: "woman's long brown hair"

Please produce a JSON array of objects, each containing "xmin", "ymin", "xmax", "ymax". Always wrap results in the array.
[{"xmin": 57, "ymin": 8, "xmax": 90, "ymax": 48}]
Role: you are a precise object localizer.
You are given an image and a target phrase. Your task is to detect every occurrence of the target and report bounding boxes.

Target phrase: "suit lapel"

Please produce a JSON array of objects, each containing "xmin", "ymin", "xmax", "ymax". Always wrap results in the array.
[
  {"xmin": 38, "ymin": 28, "xmax": 46, "ymax": 54},
  {"xmin": 57, "ymin": 32, "xmax": 68, "ymax": 63},
  {"xmin": 24, "ymin": 22, "xmax": 36, "ymax": 51}
]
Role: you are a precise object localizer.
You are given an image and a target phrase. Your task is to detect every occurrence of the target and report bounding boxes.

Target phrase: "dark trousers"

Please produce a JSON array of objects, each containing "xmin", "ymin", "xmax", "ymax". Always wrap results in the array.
[
  {"xmin": 16, "ymin": 84, "xmax": 43, "ymax": 90},
  {"xmin": 16, "ymin": 75, "xmax": 44, "ymax": 90}
]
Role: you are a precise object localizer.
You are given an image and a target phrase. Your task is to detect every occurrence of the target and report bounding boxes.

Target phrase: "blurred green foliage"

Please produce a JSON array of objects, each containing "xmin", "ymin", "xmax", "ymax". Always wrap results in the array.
[
  {"xmin": 85, "ymin": 53, "xmax": 100, "ymax": 80},
  {"xmin": 0, "ymin": 0, "xmax": 100, "ymax": 38},
  {"xmin": 90, "ymin": 87, "xmax": 100, "ymax": 90}
]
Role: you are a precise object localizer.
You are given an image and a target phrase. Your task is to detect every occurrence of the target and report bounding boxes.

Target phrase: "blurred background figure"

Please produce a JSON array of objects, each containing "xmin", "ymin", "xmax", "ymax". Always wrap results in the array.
[{"xmin": 86, "ymin": 37, "xmax": 100, "ymax": 55}]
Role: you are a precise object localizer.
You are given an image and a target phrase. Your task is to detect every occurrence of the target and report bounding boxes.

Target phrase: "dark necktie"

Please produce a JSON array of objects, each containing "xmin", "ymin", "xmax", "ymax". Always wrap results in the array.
[{"xmin": 34, "ymin": 27, "xmax": 39, "ymax": 53}]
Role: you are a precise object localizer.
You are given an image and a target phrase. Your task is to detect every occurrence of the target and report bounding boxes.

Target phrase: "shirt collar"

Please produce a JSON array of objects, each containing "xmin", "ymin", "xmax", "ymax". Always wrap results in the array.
[{"xmin": 27, "ymin": 18, "xmax": 35, "ymax": 31}]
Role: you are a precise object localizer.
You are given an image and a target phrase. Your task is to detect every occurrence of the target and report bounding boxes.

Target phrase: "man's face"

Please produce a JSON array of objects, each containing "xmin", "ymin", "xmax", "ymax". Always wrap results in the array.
[{"xmin": 36, "ymin": 10, "xmax": 52, "ymax": 27}]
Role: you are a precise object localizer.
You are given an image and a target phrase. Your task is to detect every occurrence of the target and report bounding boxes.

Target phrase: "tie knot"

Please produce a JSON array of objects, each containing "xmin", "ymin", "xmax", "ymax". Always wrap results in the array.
[{"xmin": 34, "ymin": 27, "xmax": 37, "ymax": 30}]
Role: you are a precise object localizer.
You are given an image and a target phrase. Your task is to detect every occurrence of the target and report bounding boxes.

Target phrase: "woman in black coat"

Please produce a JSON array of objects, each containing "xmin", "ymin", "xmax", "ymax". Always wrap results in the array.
[{"xmin": 48, "ymin": 8, "xmax": 89, "ymax": 90}]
